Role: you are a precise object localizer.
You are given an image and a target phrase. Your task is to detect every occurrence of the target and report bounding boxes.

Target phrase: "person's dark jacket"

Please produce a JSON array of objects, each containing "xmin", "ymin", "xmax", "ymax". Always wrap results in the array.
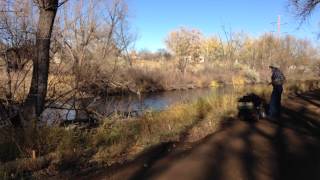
[{"xmin": 271, "ymin": 68, "xmax": 285, "ymax": 86}]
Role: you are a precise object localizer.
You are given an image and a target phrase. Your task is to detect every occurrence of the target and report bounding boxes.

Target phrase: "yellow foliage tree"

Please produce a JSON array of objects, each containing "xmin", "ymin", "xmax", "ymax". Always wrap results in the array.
[
  {"xmin": 201, "ymin": 37, "xmax": 222, "ymax": 61},
  {"xmin": 165, "ymin": 27, "xmax": 203, "ymax": 72}
]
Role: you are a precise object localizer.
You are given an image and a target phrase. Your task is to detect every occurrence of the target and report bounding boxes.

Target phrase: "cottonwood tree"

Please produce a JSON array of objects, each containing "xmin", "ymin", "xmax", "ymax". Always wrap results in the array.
[
  {"xmin": 165, "ymin": 27, "xmax": 203, "ymax": 73},
  {"xmin": 201, "ymin": 37, "xmax": 222, "ymax": 62},
  {"xmin": 23, "ymin": 0, "xmax": 67, "ymax": 120}
]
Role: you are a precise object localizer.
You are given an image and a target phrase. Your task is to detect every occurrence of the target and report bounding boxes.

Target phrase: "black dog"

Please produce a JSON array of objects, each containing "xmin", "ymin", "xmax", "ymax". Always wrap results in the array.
[{"xmin": 238, "ymin": 93, "xmax": 268, "ymax": 121}]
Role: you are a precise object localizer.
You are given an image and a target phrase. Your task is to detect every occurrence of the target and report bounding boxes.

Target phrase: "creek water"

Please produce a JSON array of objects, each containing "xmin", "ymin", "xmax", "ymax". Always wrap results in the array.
[
  {"xmin": 42, "ymin": 85, "xmax": 268, "ymax": 123},
  {"xmin": 87, "ymin": 86, "xmax": 236, "ymax": 115}
]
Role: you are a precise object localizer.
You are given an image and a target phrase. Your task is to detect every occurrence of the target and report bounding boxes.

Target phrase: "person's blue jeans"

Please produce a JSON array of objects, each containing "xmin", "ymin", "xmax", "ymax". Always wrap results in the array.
[{"xmin": 269, "ymin": 85, "xmax": 283, "ymax": 118}]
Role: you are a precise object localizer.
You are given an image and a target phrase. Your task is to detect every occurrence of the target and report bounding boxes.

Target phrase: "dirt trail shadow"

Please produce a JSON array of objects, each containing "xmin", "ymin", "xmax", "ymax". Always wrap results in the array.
[
  {"xmin": 138, "ymin": 90, "xmax": 320, "ymax": 180},
  {"xmin": 79, "ymin": 98, "xmax": 210, "ymax": 180},
  {"xmin": 125, "ymin": 99, "xmax": 211, "ymax": 180}
]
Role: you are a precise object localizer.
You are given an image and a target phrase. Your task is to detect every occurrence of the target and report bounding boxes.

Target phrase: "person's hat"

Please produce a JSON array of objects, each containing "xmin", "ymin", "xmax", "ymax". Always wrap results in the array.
[{"xmin": 269, "ymin": 64, "xmax": 279, "ymax": 69}]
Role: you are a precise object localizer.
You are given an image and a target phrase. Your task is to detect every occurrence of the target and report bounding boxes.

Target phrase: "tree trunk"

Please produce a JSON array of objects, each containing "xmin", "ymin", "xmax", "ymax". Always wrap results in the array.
[{"xmin": 24, "ymin": 1, "xmax": 58, "ymax": 120}]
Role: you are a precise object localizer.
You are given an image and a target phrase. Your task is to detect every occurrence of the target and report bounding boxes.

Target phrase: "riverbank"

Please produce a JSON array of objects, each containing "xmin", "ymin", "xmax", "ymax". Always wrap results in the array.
[
  {"xmin": 92, "ymin": 88, "xmax": 320, "ymax": 180},
  {"xmin": 1, "ymin": 80, "xmax": 320, "ymax": 179},
  {"xmin": 1, "ymin": 92, "xmax": 235, "ymax": 178},
  {"xmin": 77, "ymin": 60, "xmax": 317, "ymax": 96}
]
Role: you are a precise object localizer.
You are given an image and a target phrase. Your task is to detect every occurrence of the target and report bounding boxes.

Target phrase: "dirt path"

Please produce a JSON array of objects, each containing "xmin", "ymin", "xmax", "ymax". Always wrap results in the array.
[{"xmin": 88, "ymin": 90, "xmax": 320, "ymax": 180}]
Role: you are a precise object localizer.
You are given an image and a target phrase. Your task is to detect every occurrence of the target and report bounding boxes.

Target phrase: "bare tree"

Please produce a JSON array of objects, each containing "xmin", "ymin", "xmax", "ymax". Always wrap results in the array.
[
  {"xmin": 0, "ymin": 0, "xmax": 133, "ymax": 121},
  {"xmin": 0, "ymin": 0, "xmax": 36, "ymax": 103},
  {"xmin": 290, "ymin": 0, "xmax": 320, "ymax": 21},
  {"xmin": 58, "ymin": 0, "xmax": 133, "ymax": 65},
  {"xmin": 52, "ymin": 0, "xmax": 135, "ymax": 99}
]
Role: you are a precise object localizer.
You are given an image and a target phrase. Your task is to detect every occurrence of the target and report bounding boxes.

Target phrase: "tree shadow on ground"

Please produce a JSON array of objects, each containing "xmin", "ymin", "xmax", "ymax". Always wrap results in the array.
[
  {"xmin": 78, "ymin": 98, "xmax": 211, "ymax": 180},
  {"xmin": 132, "ymin": 90, "xmax": 320, "ymax": 180},
  {"xmin": 296, "ymin": 89, "xmax": 320, "ymax": 108}
]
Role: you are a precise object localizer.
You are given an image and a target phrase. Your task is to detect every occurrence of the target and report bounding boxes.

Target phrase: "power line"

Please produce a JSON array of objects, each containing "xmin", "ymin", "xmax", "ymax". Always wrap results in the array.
[{"xmin": 270, "ymin": 15, "xmax": 288, "ymax": 37}]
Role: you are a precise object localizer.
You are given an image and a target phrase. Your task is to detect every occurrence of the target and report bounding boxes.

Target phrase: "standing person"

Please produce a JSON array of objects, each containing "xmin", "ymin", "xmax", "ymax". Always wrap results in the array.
[{"xmin": 268, "ymin": 65, "xmax": 286, "ymax": 118}]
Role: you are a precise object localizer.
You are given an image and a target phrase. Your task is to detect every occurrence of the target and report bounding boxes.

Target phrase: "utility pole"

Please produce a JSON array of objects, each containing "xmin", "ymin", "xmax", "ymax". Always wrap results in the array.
[
  {"xmin": 271, "ymin": 15, "xmax": 287, "ymax": 38},
  {"xmin": 277, "ymin": 15, "xmax": 281, "ymax": 38}
]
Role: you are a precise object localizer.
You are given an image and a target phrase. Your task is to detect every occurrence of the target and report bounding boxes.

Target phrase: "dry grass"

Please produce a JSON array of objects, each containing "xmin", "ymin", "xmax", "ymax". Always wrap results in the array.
[
  {"xmin": 1, "ymin": 80, "xmax": 320, "ymax": 179},
  {"xmin": 0, "ymin": 87, "xmax": 235, "ymax": 177}
]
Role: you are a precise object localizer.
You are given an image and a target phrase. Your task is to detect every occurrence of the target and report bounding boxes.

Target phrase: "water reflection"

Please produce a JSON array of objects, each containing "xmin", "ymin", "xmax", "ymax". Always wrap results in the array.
[{"xmin": 89, "ymin": 86, "xmax": 239, "ymax": 115}]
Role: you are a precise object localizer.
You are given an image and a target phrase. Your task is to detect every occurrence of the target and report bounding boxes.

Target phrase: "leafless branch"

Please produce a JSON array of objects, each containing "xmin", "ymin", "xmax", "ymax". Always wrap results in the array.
[
  {"xmin": 290, "ymin": 0, "xmax": 320, "ymax": 22},
  {"xmin": 57, "ymin": 0, "xmax": 68, "ymax": 8}
]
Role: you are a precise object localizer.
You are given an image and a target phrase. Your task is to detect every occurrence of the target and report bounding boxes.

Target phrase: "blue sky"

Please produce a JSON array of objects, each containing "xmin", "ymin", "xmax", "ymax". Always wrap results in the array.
[{"xmin": 128, "ymin": 0, "xmax": 320, "ymax": 52}]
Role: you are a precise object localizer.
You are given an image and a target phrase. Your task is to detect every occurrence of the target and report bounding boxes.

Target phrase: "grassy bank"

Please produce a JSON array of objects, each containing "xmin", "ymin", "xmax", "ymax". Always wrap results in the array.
[{"xmin": 1, "ymin": 80, "xmax": 320, "ymax": 179}]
